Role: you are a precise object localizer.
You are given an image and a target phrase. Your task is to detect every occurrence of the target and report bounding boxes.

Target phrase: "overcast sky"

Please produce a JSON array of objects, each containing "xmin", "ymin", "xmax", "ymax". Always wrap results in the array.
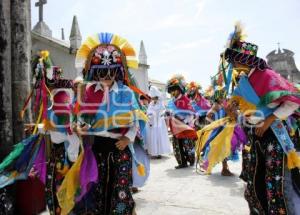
[{"xmin": 31, "ymin": 0, "xmax": 300, "ymax": 88}]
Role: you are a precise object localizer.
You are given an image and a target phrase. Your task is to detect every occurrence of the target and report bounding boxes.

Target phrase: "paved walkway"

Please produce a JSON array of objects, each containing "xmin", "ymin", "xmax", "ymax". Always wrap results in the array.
[
  {"xmin": 40, "ymin": 154, "xmax": 248, "ymax": 215},
  {"xmin": 134, "ymin": 154, "xmax": 248, "ymax": 215}
]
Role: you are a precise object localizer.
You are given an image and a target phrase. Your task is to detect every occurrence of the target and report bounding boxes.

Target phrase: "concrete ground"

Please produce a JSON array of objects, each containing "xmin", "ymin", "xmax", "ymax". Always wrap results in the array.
[
  {"xmin": 134, "ymin": 154, "xmax": 249, "ymax": 215},
  {"xmin": 40, "ymin": 154, "xmax": 249, "ymax": 215}
]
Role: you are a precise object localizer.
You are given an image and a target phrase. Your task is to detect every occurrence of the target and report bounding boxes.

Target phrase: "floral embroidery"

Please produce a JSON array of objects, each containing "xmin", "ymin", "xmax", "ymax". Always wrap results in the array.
[
  {"xmin": 172, "ymin": 137, "xmax": 195, "ymax": 166},
  {"xmin": 115, "ymin": 203, "xmax": 126, "ymax": 213},
  {"xmin": 242, "ymin": 127, "xmax": 290, "ymax": 214},
  {"xmin": 118, "ymin": 191, "xmax": 127, "ymax": 200},
  {"xmin": 79, "ymin": 147, "xmax": 134, "ymax": 215}
]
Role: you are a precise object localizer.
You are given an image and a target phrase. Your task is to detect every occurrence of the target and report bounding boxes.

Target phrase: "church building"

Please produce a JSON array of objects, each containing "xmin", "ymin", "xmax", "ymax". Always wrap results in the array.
[
  {"xmin": 31, "ymin": 0, "xmax": 150, "ymax": 93},
  {"xmin": 266, "ymin": 45, "xmax": 300, "ymax": 83}
]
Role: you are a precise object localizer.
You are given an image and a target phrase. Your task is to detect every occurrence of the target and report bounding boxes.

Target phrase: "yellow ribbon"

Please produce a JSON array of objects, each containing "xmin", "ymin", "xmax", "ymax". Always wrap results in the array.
[
  {"xmin": 57, "ymin": 140, "xmax": 84, "ymax": 215},
  {"xmin": 287, "ymin": 150, "xmax": 300, "ymax": 169},
  {"xmin": 92, "ymin": 110, "xmax": 147, "ymax": 129},
  {"xmin": 206, "ymin": 122, "xmax": 236, "ymax": 174},
  {"xmin": 33, "ymin": 104, "xmax": 43, "ymax": 134}
]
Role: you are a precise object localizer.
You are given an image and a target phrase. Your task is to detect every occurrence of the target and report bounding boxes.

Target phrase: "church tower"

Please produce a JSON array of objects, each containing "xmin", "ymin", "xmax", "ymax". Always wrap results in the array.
[
  {"xmin": 132, "ymin": 40, "xmax": 150, "ymax": 93},
  {"xmin": 139, "ymin": 40, "xmax": 148, "ymax": 65},
  {"xmin": 32, "ymin": 0, "xmax": 52, "ymax": 37},
  {"xmin": 69, "ymin": 16, "xmax": 82, "ymax": 54},
  {"xmin": 266, "ymin": 44, "xmax": 300, "ymax": 83}
]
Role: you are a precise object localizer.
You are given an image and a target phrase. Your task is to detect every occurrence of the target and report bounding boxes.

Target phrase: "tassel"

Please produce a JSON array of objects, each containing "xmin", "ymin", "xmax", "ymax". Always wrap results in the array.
[
  {"xmin": 287, "ymin": 150, "xmax": 300, "ymax": 169},
  {"xmin": 137, "ymin": 163, "xmax": 146, "ymax": 176}
]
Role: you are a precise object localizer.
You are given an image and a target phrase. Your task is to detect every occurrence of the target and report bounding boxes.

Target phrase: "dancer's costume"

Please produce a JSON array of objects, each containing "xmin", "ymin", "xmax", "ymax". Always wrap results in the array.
[
  {"xmin": 225, "ymin": 23, "xmax": 300, "ymax": 214},
  {"xmin": 187, "ymin": 82, "xmax": 211, "ymax": 115},
  {"xmin": 0, "ymin": 51, "xmax": 79, "ymax": 214},
  {"xmin": 166, "ymin": 75, "xmax": 197, "ymax": 167},
  {"xmin": 206, "ymin": 87, "xmax": 227, "ymax": 121},
  {"xmin": 187, "ymin": 82, "xmax": 211, "ymax": 129},
  {"xmin": 71, "ymin": 33, "xmax": 148, "ymax": 215},
  {"xmin": 145, "ymin": 86, "xmax": 171, "ymax": 156},
  {"xmin": 195, "ymin": 86, "xmax": 247, "ymax": 174}
]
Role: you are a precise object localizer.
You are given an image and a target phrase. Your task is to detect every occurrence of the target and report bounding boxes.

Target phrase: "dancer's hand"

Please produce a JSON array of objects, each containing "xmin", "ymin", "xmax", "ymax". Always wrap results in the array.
[
  {"xmin": 72, "ymin": 123, "xmax": 89, "ymax": 135},
  {"xmin": 225, "ymin": 100, "xmax": 238, "ymax": 120},
  {"xmin": 255, "ymin": 114, "xmax": 276, "ymax": 137},
  {"xmin": 116, "ymin": 136, "xmax": 130, "ymax": 150}
]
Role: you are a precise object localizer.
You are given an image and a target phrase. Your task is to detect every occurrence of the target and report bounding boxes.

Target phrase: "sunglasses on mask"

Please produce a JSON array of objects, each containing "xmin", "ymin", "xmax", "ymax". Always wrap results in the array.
[
  {"xmin": 93, "ymin": 68, "xmax": 117, "ymax": 80},
  {"xmin": 167, "ymin": 86, "xmax": 181, "ymax": 94}
]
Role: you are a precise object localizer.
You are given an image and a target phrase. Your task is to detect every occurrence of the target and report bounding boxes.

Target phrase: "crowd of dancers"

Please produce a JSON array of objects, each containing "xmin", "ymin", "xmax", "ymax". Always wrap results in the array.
[{"xmin": 0, "ymin": 23, "xmax": 299, "ymax": 215}]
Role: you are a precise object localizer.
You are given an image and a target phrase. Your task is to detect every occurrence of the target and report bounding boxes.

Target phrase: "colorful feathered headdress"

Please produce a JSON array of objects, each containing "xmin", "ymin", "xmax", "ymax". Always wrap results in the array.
[
  {"xmin": 204, "ymin": 86, "xmax": 214, "ymax": 98},
  {"xmin": 186, "ymin": 81, "xmax": 202, "ymax": 96},
  {"xmin": 166, "ymin": 74, "xmax": 187, "ymax": 94},
  {"xmin": 75, "ymin": 32, "xmax": 138, "ymax": 81},
  {"xmin": 212, "ymin": 86, "xmax": 227, "ymax": 102},
  {"xmin": 226, "ymin": 22, "xmax": 247, "ymax": 52},
  {"xmin": 223, "ymin": 21, "xmax": 268, "ymax": 70}
]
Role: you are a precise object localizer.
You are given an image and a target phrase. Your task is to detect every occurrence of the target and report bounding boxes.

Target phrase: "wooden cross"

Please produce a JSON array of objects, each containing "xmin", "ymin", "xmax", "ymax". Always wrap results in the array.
[{"xmin": 35, "ymin": 0, "xmax": 47, "ymax": 22}]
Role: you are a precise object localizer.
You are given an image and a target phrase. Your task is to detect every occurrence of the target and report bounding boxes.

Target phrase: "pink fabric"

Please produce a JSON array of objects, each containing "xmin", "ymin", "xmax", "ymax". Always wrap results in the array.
[
  {"xmin": 175, "ymin": 95, "xmax": 195, "ymax": 111},
  {"xmin": 42, "ymin": 79, "xmax": 48, "ymax": 120},
  {"xmin": 80, "ymin": 84, "xmax": 104, "ymax": 113},
  {"xmin": 195, "ymin": 94, "xmax": 211, "ymax": 110},
  {"xmin": 34, "ymin": 86, "xmax": 41, "ymax": 112},
  {"xmin": 169, "ymin": 116, "xmax": 197, "ymax": 139},
  {"xmin": 249, "ymin": 68, "xmax": 300, "ymax": 105},
  {"xmin": 52, "ymin": 90, "xmax": 72, "ymax": 114}
]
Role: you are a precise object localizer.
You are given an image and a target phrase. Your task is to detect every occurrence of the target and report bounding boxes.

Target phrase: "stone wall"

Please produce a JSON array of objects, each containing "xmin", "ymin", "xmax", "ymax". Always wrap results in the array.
[
  {"xmin": 0, "ymin": 0, "xmax": 13, "ymax": 157},
  {"xmin": 0, "ymin": 0, "xmax": 31, "ymax": 157}
]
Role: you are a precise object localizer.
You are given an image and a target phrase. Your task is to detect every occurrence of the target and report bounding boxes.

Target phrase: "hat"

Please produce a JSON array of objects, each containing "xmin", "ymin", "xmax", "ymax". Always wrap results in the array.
[
  {"xmin": 52, "ymin": 66, "xmax": 63, "ymax": 80},
  {"xmin": 166, "ymin": 75, "xmax": 187, "ymax": 94},
  {"xmin": 75, "ymin": 32, "xmax": 138, "ymax": 81},
  {"xmin": 187, "ymin": 81, "xmax": 201, "ymax": 97},
  {"xmin": 149, "ymin": 86, "xmax": 162, "ymax": 98},
  {"xmin": 204, "ymin": 86, "xmax": 214, "ymax": 98},
  {"xmin": 212, "ymin": 86, "xmax": 226, "ymax": 102},
  {"xmin": 222, "ymin": 22, "xmax": 268, "ymax": 71}
]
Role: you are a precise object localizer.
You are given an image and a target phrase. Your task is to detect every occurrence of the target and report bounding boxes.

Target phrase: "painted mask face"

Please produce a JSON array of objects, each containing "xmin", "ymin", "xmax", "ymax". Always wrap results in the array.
[
  {"xmin": 170, "ymin": 89, "xmax": 180, "ymax": 98},
  {"xmin": 233, "ymin": 62, "xmax": 251, "ymax": 75},
  {"xmin": 93, "ymin": 68, "xmax": 116, "ymax": 88}
]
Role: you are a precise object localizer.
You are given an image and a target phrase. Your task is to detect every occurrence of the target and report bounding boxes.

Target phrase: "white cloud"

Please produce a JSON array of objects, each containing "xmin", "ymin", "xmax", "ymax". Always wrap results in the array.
[
  {"xmin": 160, "ymin": 38, "xmax": 212, "ymax": 54},
  {"xmin": 175, "ymin": 69, "xmax": 193, "ymax": 82},
  {"xmin": 32, "ymin": 0, "xmax": 300, "ymax": 92},
  {"xmin": 156, "ymin": 14, "xmax": 188, "ymax": 28},
  {"xmin": 144, "ymin": 0, "xmax": 207, "ymax": 31},
  {"xmin": 195, "ymin": 0, "xmax": 206, "ymax": 18}
]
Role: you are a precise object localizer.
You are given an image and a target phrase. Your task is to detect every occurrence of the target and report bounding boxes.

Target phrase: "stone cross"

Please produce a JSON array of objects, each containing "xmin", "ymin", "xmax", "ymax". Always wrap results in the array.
[
  {"xmin": 277, "ymin": 42, "xmax": 281, "ymax": 50},
  {"xmin": 35, "ymin": 0, "xmax": 47, "ymax": 22}
]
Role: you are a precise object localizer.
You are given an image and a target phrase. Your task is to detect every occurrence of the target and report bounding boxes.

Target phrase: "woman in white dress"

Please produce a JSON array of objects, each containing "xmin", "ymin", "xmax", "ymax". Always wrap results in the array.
[{"xmin": 145, "ymin": 86, "xmax": 171, "ymax": 158}]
